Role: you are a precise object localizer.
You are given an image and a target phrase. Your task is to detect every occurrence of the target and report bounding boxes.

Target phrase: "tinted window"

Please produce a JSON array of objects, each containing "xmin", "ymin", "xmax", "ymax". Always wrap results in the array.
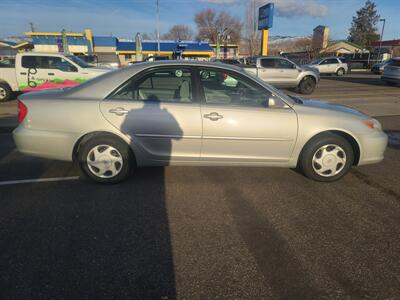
[
  {"xmin": 21, "ymin": 56, "xmax": 77, "ymax": 71},
  {"xmin": 21, "ymin": 56, "xmax": 40, "ymax": 68},
  {"xmin": 110, "ymin": 68, "xmax": 193, "ymax": 102},
  {"xmin": 322, "ymin": 59, "xmax": 339, "ymax": 64},
  {"xmin": 260, "ymin": 59, "xmax": 275, "ymax": 68},
  {"xmin": 199, "ymin": 68, "xmax": 271, "ymax": 107},
  {"xmin": 276, "ymin": 59, "xmax": 294, "ymax": 69}
]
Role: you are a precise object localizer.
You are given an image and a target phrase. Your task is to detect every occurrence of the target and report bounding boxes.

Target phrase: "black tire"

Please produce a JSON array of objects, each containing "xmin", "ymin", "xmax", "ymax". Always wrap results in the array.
[
  {"xmin": 299, "ymin": 132, "xmax": 354, "ymax": 182},
  {"xmin": 298, "ymin": 76, "xmax": 316, "ymax": 94},
  {"xmin": 0, "ymin": 82, "xmax": 12, "ymax": 102},
  {"xmin": 336, "ymin": 68, "xmax": 345, "ymax": 76},
  {"xmin": 78, "ymin": 135, "xmax": 134, "ymax": 184}
]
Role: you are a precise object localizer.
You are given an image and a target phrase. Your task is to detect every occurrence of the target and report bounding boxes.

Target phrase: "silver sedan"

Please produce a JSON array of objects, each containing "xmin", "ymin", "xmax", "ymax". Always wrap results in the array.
[{"xmin": 13, "ymin": 61, "xmax": 387, "ymax": 183}]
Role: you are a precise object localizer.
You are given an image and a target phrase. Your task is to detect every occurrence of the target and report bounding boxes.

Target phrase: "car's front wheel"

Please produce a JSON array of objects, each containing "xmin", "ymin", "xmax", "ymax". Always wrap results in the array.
[
  {"xmin": 78, "ymin": 135, "xmax": 134, "ymax": 184},
  {"xmin": 336, "ymin": 68, "xmax": 345, "ymax": 76},
  {"xmin": 299, "ymin": 133, "xmax": 354, "ymax": 182},
  {"xmin": 298, "ymin": 76, "xmax": 316, "ymax": 94}
]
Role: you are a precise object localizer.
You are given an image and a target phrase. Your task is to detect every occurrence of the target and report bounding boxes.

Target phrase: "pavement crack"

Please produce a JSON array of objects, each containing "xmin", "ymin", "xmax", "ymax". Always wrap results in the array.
[{"xmin": 351, "ymin": 169, "xmax": 400, "ymax": 201}]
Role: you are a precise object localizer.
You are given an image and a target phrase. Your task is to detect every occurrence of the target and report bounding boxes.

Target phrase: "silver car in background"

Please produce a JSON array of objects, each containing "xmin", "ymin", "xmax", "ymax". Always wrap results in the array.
[
  {"xmin": 244, "ymin": 56, "xmax": 320, "ymax": 94},
  {"xmin": 381, "ymin": 58, "xmax": 400, "ymax": 86},
  {"xmin": 13, "ymin": 61, "xmax": 387, "ymax": 184},
  {"xmin": 305, "ymin": 57, "xmax": 348, "ymax": 76}
]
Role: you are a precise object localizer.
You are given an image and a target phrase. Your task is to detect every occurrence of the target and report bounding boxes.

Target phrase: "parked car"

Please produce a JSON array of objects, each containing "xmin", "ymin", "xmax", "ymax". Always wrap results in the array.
[
  {"xmin": 13, "ymin": 61, "xmax": 387, "ymax": 184},
  {"xmin": 371, "ymin": 59, "xmax": 396, "ymax": 74},
  {"xmin": 0, "ymin": 52, "xmax": 112, "ymax": 102},
  {"xmin": 243, "ymin": 56, "xmax": 320, "ymax": 94},
  {"xmin": 381, "ymin": 58, "xmax": 400, "ymax": 86},
  {"xmin": 304, "ymin": 57, "xmax": 348, "ymax": 76}
]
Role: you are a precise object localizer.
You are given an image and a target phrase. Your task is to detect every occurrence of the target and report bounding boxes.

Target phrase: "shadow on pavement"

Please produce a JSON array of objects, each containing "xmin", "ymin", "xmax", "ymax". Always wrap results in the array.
[
  {"xmin": 0, "ymin": 168, "xmax": 177, "ymax": 299},
  {"xmin": 0, "ymin": 100, "xmax": 182, "ymax": 299}
]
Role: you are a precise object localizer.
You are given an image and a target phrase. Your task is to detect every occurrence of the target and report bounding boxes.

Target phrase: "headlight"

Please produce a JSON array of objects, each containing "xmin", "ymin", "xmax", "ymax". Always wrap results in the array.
[{"xmin": 363, "ymin": 118, "xmax": 382, "ymax": 131}]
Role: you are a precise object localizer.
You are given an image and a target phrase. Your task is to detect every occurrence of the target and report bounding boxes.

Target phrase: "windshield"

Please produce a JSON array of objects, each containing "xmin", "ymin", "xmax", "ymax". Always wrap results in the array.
[{"xmin": 66, "ymin": 55, "xmax": 93, "ymax": 68}]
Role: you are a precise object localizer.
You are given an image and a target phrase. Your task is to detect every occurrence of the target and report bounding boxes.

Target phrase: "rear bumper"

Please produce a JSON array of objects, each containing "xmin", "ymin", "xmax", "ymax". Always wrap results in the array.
[
  {"xmin": 13, "ymin": 126, "xmax": 78, "ymax": 161},
  {"xmin": 358, "ymin": 130, "xmax": 388, "ymax": 166}
]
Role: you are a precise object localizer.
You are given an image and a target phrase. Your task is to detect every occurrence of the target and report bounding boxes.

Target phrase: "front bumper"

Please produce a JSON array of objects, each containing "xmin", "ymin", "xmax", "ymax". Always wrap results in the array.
[{"xmin": 358, "ymin": 130, "xmax": 388, "ymax": 166}]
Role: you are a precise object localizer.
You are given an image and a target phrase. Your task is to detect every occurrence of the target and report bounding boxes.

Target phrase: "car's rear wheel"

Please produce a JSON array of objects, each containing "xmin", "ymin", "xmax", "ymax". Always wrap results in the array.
[
  {"xmin": 0, "ymin": 82, "xmax": 12, "ymax": 102},
  {"xmin": 298, "ymin": 76, "xmax": 316, "ymax": 94},
  {"xmin": 336, "ymin": 68, "xmax": 345, "ymax": 76},
  {"xmin": 299, "ymin": 133, "xmax": 354, "ymax": 182},
  {"xmin": 78, "ymin": 136, "xmax": 134, "ymax": 184}
]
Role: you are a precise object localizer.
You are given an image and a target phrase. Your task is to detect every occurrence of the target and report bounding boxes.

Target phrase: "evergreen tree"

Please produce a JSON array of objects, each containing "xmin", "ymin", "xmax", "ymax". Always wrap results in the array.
[{"xmin": 348, "ymin": 0, "xmax": 380, "ymax": 50}]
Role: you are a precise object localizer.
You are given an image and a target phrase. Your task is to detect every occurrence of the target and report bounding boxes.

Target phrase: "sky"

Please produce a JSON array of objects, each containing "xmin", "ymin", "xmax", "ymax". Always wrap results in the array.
[{"xmin": 0, "ymin": 0, "xmax": 398, "ymax": 41}]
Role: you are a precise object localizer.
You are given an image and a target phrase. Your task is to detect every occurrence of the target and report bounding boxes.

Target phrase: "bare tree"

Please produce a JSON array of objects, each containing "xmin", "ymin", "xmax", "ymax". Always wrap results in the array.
[
  {"xmin": 162, "ymin": 24, "xmax": 194, "ymax": 40},
  {"xmin": 141, "ymin": 32, "xmax": 154, "ymax": 40},
  {"xmin": 243, "ymin": 0, "xmax": 261, "ymax": 56},
  {"xmin": 194, "ymin": 9, "xmax": 242, "ymax": 43}
]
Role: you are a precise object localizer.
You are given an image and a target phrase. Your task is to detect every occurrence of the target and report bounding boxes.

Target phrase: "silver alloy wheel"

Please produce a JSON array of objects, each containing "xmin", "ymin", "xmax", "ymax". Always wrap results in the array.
[
  {"xmin": 86, "ymin": 144, "xmax": 123, "ymax": 178},
  {"xmin": 337, "ymin": 69, "xmax": 344, "ymax": 76},
  {"xmin": 0, "ymin": 87, "xmax": 6, "ymax": 100},
  {"xmin": 312, "ymin": 144, "xmax": 347, "ymax": 177}
]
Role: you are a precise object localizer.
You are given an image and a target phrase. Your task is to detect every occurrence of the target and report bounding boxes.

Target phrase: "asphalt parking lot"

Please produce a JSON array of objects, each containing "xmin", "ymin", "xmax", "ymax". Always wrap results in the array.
[{"xmin": 0, "ymin": 73, "xmax": 399, "ymax": 299}]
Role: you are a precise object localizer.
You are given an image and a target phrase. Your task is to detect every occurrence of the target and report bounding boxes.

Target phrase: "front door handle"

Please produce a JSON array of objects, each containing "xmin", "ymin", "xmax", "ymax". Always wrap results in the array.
[
  {"xmin": 204, "ymin": 112, "xmax": 223, "ymax": 121},
  {"xmin": 109, "ymin": 107, "xmax": 129, "ymax": 116}
]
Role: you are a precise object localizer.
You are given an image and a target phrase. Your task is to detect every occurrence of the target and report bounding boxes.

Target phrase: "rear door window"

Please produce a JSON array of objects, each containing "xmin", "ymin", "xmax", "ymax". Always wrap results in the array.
[{"xmin": 109, "ymin": 67, "xmax": 194, "ymax": 103}]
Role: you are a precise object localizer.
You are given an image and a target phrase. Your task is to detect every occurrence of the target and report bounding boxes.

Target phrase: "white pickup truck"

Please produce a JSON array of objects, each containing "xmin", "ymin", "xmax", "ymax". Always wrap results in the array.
[
  {"xmin": 242, "ymin": 56, "xmax": 320, "ymax": 94},
  {"xmin": 0, "ymin": 52, "xmax": 112, "ymax": 101}
]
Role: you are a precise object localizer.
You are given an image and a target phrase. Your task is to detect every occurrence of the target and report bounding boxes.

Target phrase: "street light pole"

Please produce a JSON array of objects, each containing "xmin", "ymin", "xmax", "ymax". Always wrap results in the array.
[
  {"xmin": 377, "ymin": 18, "xmax": 386, "ymax": 62},
  {"xmin": 156, "ymin": 0, "xmax": 160, "ymax": 55}
]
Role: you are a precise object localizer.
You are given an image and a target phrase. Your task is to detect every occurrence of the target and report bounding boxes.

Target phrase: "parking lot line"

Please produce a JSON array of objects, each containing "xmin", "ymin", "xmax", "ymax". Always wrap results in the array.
[{"xmin": 0, "ymin": 176, "xmax": 80, "ymax": 186}]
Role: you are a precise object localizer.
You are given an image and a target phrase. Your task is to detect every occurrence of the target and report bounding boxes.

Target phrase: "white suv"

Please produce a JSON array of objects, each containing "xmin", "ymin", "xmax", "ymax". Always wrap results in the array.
[{"xmin": 305, "ymin": 57, "xmax": 348, "ymax": 76}]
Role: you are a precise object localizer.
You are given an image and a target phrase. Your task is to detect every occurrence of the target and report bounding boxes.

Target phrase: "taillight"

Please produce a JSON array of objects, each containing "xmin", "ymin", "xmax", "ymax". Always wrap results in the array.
[{"xmin": 17, "ymin": 99, "xmax": 28, "ymax": 124}]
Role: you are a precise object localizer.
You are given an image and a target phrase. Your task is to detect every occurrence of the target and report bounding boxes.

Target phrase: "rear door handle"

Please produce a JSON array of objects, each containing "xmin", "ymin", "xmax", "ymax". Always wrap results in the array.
[
  {"xmin": 20, "ymin": 72, "xmax": 27, "ymax": 75},
  {"xmin": 48, "ymin": 73, "xmax": 55, "ymax": 76},
  {"xmin": 204, "ymin": 112, "xmax": 223, "ymax": 121},
  {"xmin": 109, "ymin": 107, "xmax": 129, "ymax": 116}
]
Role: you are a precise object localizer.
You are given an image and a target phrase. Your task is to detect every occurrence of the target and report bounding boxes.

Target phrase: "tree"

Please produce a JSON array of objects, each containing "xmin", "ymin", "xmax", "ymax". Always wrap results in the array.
[
  {"xmin": 194, "ymin": 9, "xmax": 242, "ymax": 44},
  {"xmin": 162, "ymin": 24, "xmax": 194, "ymax": 41},
  {"xmin": 243, "ymin": 0, "xmax": 261, "ymax": 56},
  {"xmin": 348, "ymin": 0, "xmax": 380, "ymax": 50}
]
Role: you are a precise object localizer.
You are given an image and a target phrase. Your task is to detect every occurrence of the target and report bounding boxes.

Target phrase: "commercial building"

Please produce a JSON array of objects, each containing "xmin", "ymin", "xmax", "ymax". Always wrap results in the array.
[
  {"xmin": 0, "ymin": 40, "xmax": 32, "ymax": 58},
  {"xmin": 24, "ymin": 29, "xmax": 229, "ymax": 65},
  {"xmin": 371, "ymin": 39, "xmax": 400, "ymax": 57}
]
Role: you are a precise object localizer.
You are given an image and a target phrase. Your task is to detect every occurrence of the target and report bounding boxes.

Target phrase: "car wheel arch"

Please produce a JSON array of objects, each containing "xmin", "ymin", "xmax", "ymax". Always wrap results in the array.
[
  {"xmin": 72, "ymin": 131, "xmax": 136, "ymax": 164},
  {"xmin": 297, "ymin": 130, "xmax": 361, "ymax": 166}
]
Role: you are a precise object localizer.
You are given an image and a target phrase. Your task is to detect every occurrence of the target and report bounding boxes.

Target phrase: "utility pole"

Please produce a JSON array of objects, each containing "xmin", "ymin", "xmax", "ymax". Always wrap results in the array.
[
  {"xmin": 156, "ymin": 0, "xmax": 160, "ymax": 55},
  {"xmin": 29, "ymin": 22, "xmax": 35, "ymax": 32},
  {"xmin": 377, "ymin": 18, "xmax": 386, "ymax": 62}
]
